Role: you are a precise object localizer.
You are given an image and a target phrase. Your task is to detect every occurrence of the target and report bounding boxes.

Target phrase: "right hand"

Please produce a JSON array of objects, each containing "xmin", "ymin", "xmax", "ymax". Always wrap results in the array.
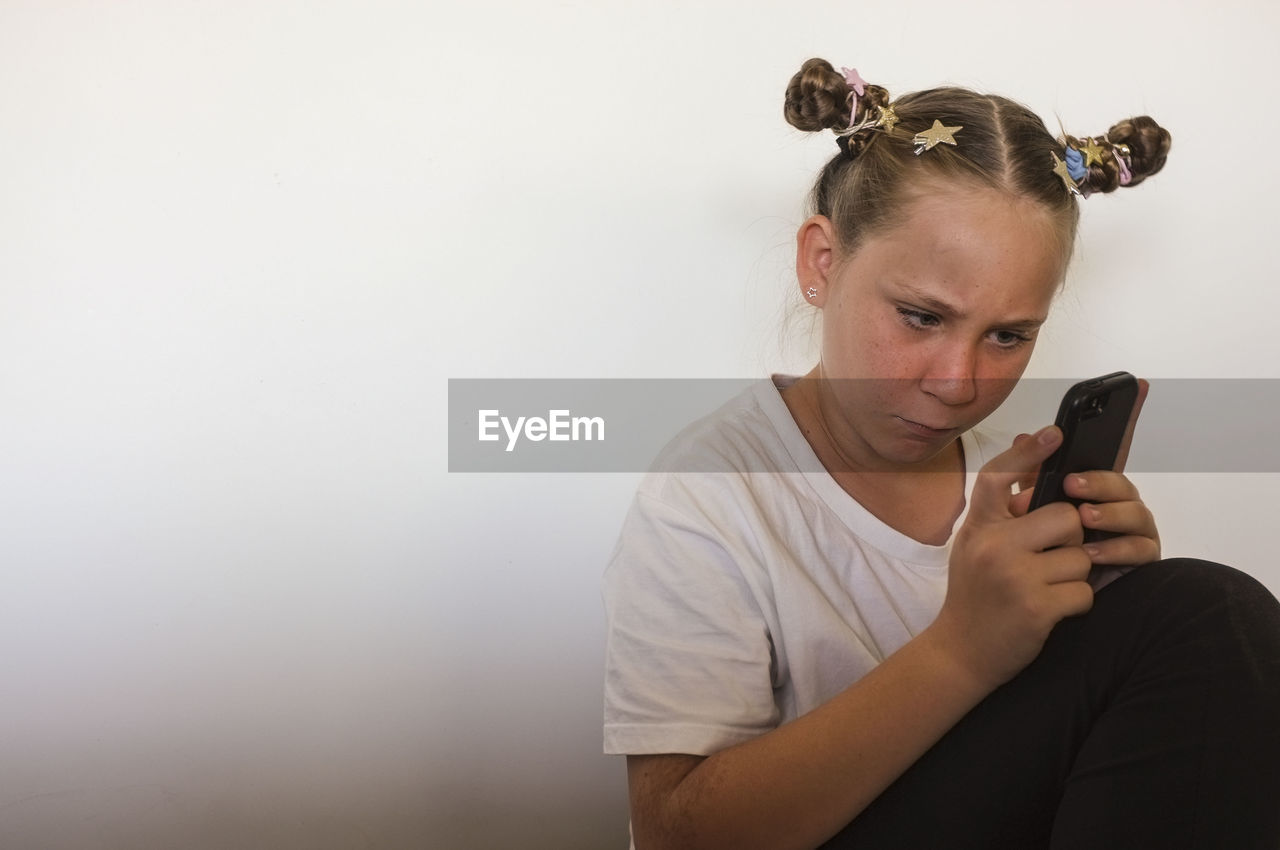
[{"xmin": 932, "ymin": 426, "xmax": 1094, "ymax": 691}]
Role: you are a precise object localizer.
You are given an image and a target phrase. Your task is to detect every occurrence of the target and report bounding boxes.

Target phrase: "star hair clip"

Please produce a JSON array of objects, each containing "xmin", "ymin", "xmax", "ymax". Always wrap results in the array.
[
  {"xmin": 833, "ymin": 65, "xmax": 902, "ymax": 151},
  {"xmin": 1081, "ymin": 137, "xmax": 1106, "ymax": 168},
  {"xmin": 913, "ymin": 119, "xmax": 962, "ymax": 155},
  {"xmin": 878, "ymin": 103, "xmax": 900, "ymax": 133},
  {"xmin": 839, "ymin": 105, "xmax": 896, "ymax": 139},
  {"xmin": 1051, "ymin": 151, "xmax": 1082, "ymax": 196}
]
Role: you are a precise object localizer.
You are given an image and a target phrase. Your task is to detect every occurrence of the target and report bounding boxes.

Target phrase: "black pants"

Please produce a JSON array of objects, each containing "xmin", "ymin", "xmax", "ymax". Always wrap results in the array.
[{"xmin": 821, "ymin": 559, "xmax": 1280, "ymax": 850}]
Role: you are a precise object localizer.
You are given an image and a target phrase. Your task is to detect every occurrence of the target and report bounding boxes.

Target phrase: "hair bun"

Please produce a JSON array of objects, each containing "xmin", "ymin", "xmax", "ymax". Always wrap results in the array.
[
  {"xmin": 1068, "ymin": 115, "xmax": 1171, "ymax": 195},
  {"xmin": 1105, "ymin": 116, "xmax": 1171, "ymax": 186},
  {"xmin": 784, "ymin": 58, "xmax": 854, "ymax": 133}
]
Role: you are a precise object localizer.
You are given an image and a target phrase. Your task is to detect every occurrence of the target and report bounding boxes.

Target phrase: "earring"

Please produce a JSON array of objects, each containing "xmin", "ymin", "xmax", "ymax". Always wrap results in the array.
[{"xmin": 806, "ymin": 287, "xmax": 819, "ymax": 299}]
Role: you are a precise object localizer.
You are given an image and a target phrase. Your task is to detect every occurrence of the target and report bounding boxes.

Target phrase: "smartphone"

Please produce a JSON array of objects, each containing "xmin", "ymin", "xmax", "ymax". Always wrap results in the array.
[{"xmin": 1027, "ymin": 371, "xmax": 1139, "ymax": 541}]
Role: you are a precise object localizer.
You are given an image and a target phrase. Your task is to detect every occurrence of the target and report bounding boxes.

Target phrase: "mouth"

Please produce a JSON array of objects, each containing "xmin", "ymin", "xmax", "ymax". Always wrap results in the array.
[{"xmin": 895, "ymin": 416, "xmax": 957, "ymax": 438}]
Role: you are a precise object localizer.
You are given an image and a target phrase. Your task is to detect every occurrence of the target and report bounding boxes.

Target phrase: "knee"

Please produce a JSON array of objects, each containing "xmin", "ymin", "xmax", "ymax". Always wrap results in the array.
[
  {"xmin": 1145, "ymin": 558, "xmax": 1279, "ymax": 617},
  {"xmin": 1137, "ymin": 559, "xmax": 1280, "ymax": 681},
  {"xmin": 1108, "ymin": 559, "xmax": 1280, "ymax": 653}
]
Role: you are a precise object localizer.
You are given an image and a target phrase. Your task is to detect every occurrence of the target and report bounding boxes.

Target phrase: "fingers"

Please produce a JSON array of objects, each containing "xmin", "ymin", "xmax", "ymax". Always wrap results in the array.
[
  {"xmin": 969, "ymin": 426, "xmax": 1062, "ymax": 523},
  {"xmin": 1034, "ymin": 548, "xmax": 1096, "ymax": 626},
  {"xmin": 1067, "ymin": 472, "xmax": 1158, "ymax": 542},
  {"xmin": 1009, "ymin": 486, "xmax": 1034, "ymax": 518},
  {"xmin": 1077, "ymin": 498, "xmax": 1161, "ymax": 564},
  {"xmin": 1005, "ymin": 432, "xmax": 1039, "ymax": 518},
  {"xmin": 983, "ymin": 498, "xmax": 1083, "ymax": 556},
  {"xmin": 1010, "ymin": 433, "xmax": 1040, "ymax": 495},
  {"xmin": 1077, "ymin": 498, "xmax": 1154, "ymax": 536},
  {"xmin": 1048, "ymin": 579, "xmax": 1095, "ymax": 619},
  {"xmin": 1059, "ymin": 470, "xmax": 1161, "ymax": 564},
  {"xmin": 1039, "ymin": 544, "xmax": 1093, "ymax": 585},
  {"xmin": 1033, "ymin": 502, "xmax": 1086, "ymax": 551},
  {"xmin": 1084, "ymin": 533, "xmax": 1161, "ymax": 566},
  {"xmin": 1067, "ymin": 468, "xmax": 1161, "ymax": 564},
  {"xmin": 1015, "ymin": 471, "xmax": 1136, "ymax": 519},
  {"xmin": 1062, "ymin": 470, "xmax": 1140, "ymax": 504}
]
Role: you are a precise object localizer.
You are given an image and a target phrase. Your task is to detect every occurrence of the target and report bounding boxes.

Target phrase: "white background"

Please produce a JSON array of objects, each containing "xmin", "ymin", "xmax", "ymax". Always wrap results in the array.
[{"xmin": 2, "ymin": 2, "xmax": 1277, "ymax": 848}]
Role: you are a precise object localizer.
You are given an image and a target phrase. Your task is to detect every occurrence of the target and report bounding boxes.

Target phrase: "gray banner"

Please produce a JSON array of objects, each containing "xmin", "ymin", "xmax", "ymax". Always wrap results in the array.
[{"xmin": 447, "ymin": 378, "xmax": 1280, "ymax": 473}]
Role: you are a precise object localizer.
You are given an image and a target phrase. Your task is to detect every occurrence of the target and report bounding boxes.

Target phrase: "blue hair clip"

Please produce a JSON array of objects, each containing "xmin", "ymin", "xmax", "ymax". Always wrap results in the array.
[{"xmin": 1064, "ymin": 146, "xmax": 1087, "ymax": 182}]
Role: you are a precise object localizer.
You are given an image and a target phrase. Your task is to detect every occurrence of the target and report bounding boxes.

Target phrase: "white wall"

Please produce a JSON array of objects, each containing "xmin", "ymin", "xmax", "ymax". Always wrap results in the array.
[{"xmin": 1, "ymin": 1, "xmax": 1276, "ymax": 848}]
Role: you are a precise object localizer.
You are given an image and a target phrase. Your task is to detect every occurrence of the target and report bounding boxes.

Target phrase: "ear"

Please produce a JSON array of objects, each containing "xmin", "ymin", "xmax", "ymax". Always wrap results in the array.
[{"xmin": 795, "ymin": 215, "xmax": 839, "ymax": 307}]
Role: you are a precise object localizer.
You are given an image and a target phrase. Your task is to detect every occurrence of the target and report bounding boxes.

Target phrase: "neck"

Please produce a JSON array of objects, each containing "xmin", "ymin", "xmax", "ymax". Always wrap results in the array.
[{"xmin": 780, "ymin": 369, "xmax": 969, "ymax": 544}]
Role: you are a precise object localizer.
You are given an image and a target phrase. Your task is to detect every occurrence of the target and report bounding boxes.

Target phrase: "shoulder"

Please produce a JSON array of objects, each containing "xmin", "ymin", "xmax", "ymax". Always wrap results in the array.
[
  {"xmin": 605, "ymin": 377, "xmax": 810, "ymax": 604},
  {"xmin": 605, "ymin": 378, "xmax": 820, "ymax": 617},
  {"xmin": 642, "ymin": 376, "xmax": 805, "ymax": 486}
]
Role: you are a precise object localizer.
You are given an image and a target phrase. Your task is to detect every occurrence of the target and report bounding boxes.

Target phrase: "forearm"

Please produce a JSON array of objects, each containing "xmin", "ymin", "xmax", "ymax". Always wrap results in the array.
[{"xmin": 636, "ymin": 623, "xmax": 992, "ymax": 850}]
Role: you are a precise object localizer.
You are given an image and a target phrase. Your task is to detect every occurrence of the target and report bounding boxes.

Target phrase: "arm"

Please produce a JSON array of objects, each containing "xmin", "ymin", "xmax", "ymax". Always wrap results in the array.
[
  {"xmin": 628, "ymin": 622, "xmax": 996, "ymax": 850},
  {"xmin": 627, "ymin": 426, "xmax": 1095, "ymax": 850}
]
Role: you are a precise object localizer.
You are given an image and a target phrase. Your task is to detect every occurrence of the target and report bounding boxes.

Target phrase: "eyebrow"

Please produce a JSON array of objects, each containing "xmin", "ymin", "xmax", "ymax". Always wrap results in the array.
[{"xmin": 895, "ymin": 284, "xmax": 1047, "ymax": 331}]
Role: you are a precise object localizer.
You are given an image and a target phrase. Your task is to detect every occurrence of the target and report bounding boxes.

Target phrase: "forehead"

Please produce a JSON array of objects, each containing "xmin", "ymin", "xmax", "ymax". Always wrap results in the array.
[{"xmin": 852, "ymin": 185, "xmax": 1068, "ymax": 309}]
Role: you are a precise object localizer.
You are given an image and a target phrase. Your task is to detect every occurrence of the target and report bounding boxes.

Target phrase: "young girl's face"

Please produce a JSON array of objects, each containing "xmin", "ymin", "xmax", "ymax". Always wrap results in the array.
[{"xmin": 818, "ymin": 183, "xmax": 1067, "ymax": 468}]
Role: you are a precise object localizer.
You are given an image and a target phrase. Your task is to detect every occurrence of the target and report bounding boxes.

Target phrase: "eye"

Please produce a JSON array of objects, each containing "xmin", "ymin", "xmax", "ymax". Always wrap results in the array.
[
  {"xmin": 989, "ymin": 329, "xmax": 1032, "ymax": 350},
  {"xmin": 897, "ymin": 307, "xmax": 940, "ymax": 331}
]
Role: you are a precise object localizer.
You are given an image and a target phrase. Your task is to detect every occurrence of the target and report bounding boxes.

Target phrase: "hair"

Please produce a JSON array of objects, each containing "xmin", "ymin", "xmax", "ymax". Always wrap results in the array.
[{"xmin": 783, "ymin": 58, "xmax": 1172, "ymax": 266}]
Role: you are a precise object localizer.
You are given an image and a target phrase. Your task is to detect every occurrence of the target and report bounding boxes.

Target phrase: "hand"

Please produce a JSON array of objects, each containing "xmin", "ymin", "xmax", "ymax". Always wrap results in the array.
[
  {"xmin": 1010, "ymin": 378, "xmax": 1161, "ymax": 567},
  {"xmin": 932, "ymin": 425, "xmax": 1094, "ymax": 692},
  {"xmin": 1061, "ymin": 470, "xmax": 1161, "ymax": 565}
]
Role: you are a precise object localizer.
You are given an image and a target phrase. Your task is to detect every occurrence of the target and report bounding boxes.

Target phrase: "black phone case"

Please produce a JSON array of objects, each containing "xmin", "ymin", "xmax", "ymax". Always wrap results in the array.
[{"xmin": 1027, "ymin": 372, "xmax": 1139, "ymax": 541}]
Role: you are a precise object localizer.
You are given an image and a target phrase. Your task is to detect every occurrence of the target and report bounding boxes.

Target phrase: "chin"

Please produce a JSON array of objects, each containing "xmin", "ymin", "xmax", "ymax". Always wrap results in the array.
[{"xmin": 876, "ymin": 435, "xmax": 958, "ymax": 468}]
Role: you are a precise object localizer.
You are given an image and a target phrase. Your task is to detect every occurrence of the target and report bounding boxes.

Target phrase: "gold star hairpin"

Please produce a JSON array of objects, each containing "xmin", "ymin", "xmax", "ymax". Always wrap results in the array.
[
  {"xmin": 1051, "ymin": 152, "xmax": 1082, "ymax": 196},
  {"xmin": 877, "ymin": 103, "xmax": 900, "ymax": 133},
  {"xmin": 1081, "ymin": 137, "xmax": 1106, "ymax": 168},
  {"xmin": 913, "ymin": 119, "xmax": 963, "ymax": 155}
]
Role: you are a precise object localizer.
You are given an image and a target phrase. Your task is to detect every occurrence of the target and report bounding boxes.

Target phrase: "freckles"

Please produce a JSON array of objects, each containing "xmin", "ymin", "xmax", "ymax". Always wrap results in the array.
[{"xmin": 865, "ymin": 333, "xmax": 898, "ymax": 367}]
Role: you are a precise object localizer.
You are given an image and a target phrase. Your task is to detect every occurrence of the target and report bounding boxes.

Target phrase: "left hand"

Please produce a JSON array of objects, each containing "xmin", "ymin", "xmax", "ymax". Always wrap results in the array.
[{"xmin": 1008, "ymin": 378, "xmax": 1161, "ymax": 566}]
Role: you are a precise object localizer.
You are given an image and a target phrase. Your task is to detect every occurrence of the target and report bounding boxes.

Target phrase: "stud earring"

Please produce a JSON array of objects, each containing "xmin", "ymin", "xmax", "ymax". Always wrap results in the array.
[{"xmin": 806, "ymin": 287, "xmax": 819, "ymax": 299}]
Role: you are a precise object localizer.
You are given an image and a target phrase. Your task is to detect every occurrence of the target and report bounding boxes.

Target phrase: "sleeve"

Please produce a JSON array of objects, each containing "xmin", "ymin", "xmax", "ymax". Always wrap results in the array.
[{"xmin": 602, "ymin": 487, "xmax": 780, "ymax": 757}]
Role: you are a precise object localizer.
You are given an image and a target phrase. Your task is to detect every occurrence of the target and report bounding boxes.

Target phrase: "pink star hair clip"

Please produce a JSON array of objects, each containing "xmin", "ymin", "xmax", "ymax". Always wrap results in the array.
[
  {"xmin": 841, "ymin": 67, "xmax": 867, "ymax": 97},
  {"xmin": 841, "ymin": 67, "xmax": 868, "ymax": 128}
]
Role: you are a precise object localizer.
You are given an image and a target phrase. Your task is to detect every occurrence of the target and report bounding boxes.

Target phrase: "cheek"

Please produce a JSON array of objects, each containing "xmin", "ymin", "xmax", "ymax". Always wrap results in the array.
[
  {"xmin": 974, "ymin": 349, "xmax": 1035, "ymax": 407},
  {"xmin": 977, "ymin": 355, "xmax": 1029, "ymax": 381},
  {"xmin": 826, "ymin": 327, "xmax": 914, "ymax": 379}
]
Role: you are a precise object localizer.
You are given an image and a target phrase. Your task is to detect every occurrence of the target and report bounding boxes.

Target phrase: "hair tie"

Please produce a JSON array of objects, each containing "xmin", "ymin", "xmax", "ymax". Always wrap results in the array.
[
  {"xmin": 1114, "ymin": 146, "xmax": 1133, "ymax": 185},
  {"xmin": 834, "ymin": 65, "xmax": 898, "ymax": 157},
  {"xmin": 1064, "ymin": 146, "xmax": 1088, "ymax": 182},
  {"xmin": 841, "ymin": 67, "xmax": 868, "ymax": 127},
  {"xmin": 1116, "ymin": 158, "xmax": 1132, "ymax": 186}
]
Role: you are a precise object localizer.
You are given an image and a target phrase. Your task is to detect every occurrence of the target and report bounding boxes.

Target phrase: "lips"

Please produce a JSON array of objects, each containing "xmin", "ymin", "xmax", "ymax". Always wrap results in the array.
[{"xmin": 895, "ymin": 416, "xmax": 956, "ymax": 437}]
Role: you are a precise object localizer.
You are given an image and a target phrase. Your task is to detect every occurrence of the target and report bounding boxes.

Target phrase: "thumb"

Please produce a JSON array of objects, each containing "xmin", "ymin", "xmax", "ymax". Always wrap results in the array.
[{"xmin": 968, "ymin": 425, "xmax": 1063, "ymax": 523}]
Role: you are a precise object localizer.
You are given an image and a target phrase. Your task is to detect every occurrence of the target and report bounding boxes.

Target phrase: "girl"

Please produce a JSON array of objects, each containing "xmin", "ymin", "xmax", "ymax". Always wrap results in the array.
[{"xmin": 603, "ymin": 58, "xmax": 1280, "ymax": 849}]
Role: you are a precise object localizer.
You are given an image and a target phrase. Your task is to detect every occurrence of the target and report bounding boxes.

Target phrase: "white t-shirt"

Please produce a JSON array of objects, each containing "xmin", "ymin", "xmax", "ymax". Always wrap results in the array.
[{"xmin": 602, "ymin": 375, "xmax": 1008, "ymax": 757}]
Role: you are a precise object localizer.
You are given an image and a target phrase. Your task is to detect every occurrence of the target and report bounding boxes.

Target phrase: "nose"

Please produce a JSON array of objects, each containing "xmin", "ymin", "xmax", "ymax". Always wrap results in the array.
[{"xmin": 919, "ymin": 345, "xmax": 978, "ymax": 406}]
